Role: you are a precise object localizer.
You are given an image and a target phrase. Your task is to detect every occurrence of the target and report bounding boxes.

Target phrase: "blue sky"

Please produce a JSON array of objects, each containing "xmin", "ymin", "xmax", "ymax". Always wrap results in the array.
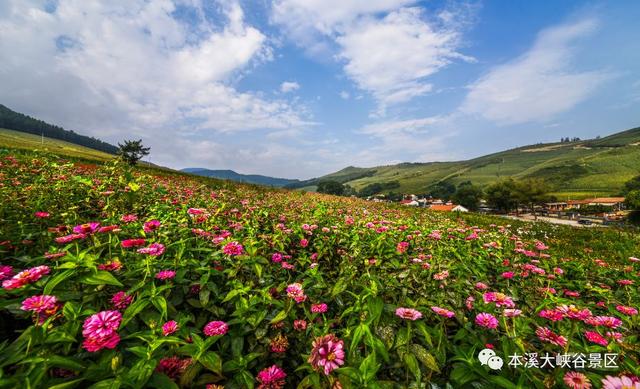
[{"xmin": 0, "ymin": 1, "xmax": 639, "ymax": 179}]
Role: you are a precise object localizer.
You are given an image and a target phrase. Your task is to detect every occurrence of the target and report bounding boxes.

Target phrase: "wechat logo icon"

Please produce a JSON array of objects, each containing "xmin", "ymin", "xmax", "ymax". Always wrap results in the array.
[{"xmin": 478, "ymin": 348, "xmax": 504, "ymax": 370}]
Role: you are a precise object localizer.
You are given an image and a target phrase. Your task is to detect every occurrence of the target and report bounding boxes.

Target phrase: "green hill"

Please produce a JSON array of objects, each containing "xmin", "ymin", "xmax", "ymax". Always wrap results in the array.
[
  {"xmin": 293, "ymin": 126, "xmax": 640, "ymax": 199},
  {"xmin": 0, "ymin": 104, "xmax": 118, "ymax": 154}
]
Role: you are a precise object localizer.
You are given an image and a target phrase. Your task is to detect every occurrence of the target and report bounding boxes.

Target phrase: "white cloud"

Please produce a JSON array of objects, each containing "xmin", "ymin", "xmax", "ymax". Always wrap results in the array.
[
  {"xmin": 462, "ymin": 18, "xmax": 610, "ymax": 125},
  {"xmin": 0, "ymin": 0, "xmax": 308, "ymax": 141},
  {"xmin": 280, "ymin": 81, "xmax": 300, "ymax": 93},
  {"xmin": 339, "ymin": 91, "xmax": 350, "ymax": 99},
  {"xmin": 271, "ymin": 2, "xmax": 472, "ymax": 114},
  {"xmin": 359, "ymin": 116, "xmax": 445, "ymax": 137}
]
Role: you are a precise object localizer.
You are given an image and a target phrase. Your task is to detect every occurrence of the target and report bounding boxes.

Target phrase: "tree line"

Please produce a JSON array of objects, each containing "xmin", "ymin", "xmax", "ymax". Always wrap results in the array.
[{"xmin": 0, "ymin": 104, "xmax": 119, "ymax": 154}]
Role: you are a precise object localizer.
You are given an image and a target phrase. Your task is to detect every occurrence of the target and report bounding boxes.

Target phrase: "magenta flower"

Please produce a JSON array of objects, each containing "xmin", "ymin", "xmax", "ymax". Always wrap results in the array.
[
  {"xmin": 120, "ymin": 214, "xmax": 138, "ymax": 223},
  {"xmin": 271, "ymin": 253, "xmax": 283, "ymax": 263},
  {"xmin": 584, "ymin": 331, "xmax": 608, "ymax": 346},
  {"xmin": 143, "ymin": 219, "xmax": 161, "ymax": 233},
  {"xmin": 137, "ymin": 242, "xmax": 165, "ymax": 256},
  {"xmin": 222, "ymin": 241, "xmax": 244, "ymax": 256},
  {"xmin": 34, "ymin": 211, "xmax": 50, "ymax": 218},
  {"xmin": 294, "ymin": 319, "xmax": 307, "ymax": 331},
  {"xmin": 535, "ymin": 326, "xmax": 568, "ymax": 347},
  {"xmin": 431, "ymin": 306, "xmax": 455, "ymax": 318},
  {"xmin": 475, "ymin": 313, "xmax": 499, "ymax": 329},
  {"xmin": 311, "ymin": 303, "xmax": 328, "ymax": 313},
  {"xmin": 2, "ymin": 265, "xmax": 50, "ymax": 289},
  {"xmin": 21, "ymin": 295, "xmax": 58, "ymax": 313},
  {"xmin": 55, "ymin": 233, "xmax": 86, "ymax": 244},
  {"xmin": 156, "ymin": 356, "xmax": 192, "ymax": 380},
  {"xmin": 111, "ymin": 291, "xmax": 132, "ymax": 310},
  {"xmin": 0, "ymin": 265, "xmax": 13, "ymax": 281},
  {"xmin": 203, "ymin": 321, "xmax": 228, "ymax": 336},
  {"xmin": 563, "ymin": 371, "xmax": 591, "ymax": 389},
  {"xmin": 286, "ymin": 283, "xmax": 307, "ymax": 303},
  {"xmin": 155, "ymin": 270, "xmax": 176, "ymax": 280},
  {"xmin": 616, "ymin": 305, "xmax": 638, "ymax": 316},
  {"xmin": 121, "ymin": 238, "xmax": 146, "ymax": 248},
  {"xmin": 395, "ymin": 307, "xmax": 423, "ymax": 321},
  {"xmin": 601, "ymin": 375, "xmax": 640, "ymax": 389},
  {"xmin": 256, "ymin": 365, "xmax": 287, "ymax": 389},
  {"xmin": 308, "ymin": 334, "xmax": 345, "ymax": 376},
  {"xmin": 73, "ymin": 222, "xmax": 100, "ymax": 234},
  {"xmin": 162, "ymin": 320, "xmax": 179, "ymax": 336},
  {"xmin": 300, "ymin": 239, "xmax": 309, "ymax": 248},
  {"xmin": 82, "ymin": 310, "xmax": 122, "ymax": 352}
]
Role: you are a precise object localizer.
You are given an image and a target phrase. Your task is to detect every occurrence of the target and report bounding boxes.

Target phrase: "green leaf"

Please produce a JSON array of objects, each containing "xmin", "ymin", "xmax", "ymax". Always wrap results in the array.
[
  {"xmin": 403, "ymin": 353, "xmax": 421, "ymax": 382},
  {"xmin": 121, "ymin": 299, "xmax": 150, "ymax": 327},
  {"xmin": 270, "ymin": 309, "xmax": 288, "ymax": 324},
  {"xmin": 80, "ymin": 271, "xmax": 123, "ymax": 287},
  {"xmin": 199, "ymin": 352, "xmax": 222, "ymax": 374},
  {"xmin": 359, "ymin": 353, "xmax": 380, "ymax": 381},
  {"xmin": 350, "ymin": 323, "xmax": 369, "ymax": 354},
  {"xmin": 410, "ymin": 344, "xmax": 440, "ymax": 372},
  {"xmin": 148, "ymin": 373, "xmax": 179, "ymax": 389},
  {"xmin": 152, "ymin": 296, "xmax": 168, "ymax": 320},
  {"xmin": 44, "ymin": 269, "xmax": 76, "ymax": 294},
  {"xmin": 366, "ymin": 297, "xmax": 384, "ymax": 324},
  {"xmin": 47, "ymin": 378, "xmax": 85, "ymax": 389}
]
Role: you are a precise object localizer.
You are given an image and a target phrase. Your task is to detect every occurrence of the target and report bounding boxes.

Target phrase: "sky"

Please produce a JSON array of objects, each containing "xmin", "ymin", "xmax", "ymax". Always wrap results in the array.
[{"xmin": 1, "ymin": 0, "xmax": 639, "ymax": 179}]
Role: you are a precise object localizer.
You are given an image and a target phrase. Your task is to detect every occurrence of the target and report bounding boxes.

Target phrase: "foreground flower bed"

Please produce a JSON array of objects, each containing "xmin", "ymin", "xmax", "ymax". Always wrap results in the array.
[{"xmin": 0, "ymin": 151, "xmax": 639, "ymax": 388}]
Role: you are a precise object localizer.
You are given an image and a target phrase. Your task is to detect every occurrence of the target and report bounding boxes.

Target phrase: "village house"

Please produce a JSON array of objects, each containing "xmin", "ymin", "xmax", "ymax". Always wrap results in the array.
[{"xmin": 429, "ymin": 204, "xmax": 469, "ymax": 212}]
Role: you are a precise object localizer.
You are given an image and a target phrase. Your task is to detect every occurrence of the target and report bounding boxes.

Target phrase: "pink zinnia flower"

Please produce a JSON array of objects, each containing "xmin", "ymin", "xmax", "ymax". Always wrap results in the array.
[
  {"xmin": 121, "ymin": 238, "xmax": 146, "ymax": 248},
  {"xmin": 55, "ymin": 233, "xmax": 86, "ymax": 244},
  {"xmin": 21, "ymin": 295, "xmax": 58, "ymax": 313},
  {"xmin": 396, "ymin": 241, "xmax": 409, "ymax": 253},
  {"xmin": 535, "ymin": 327, "xmax": 567, "ymax": 347},
  {"xmin": 584, "ymin": 331, "xmax": 608, "ymax": 346},
  {"xmin": 501, "ymin": 271, "xmax": 514, "ymax": 279},
  {"xmin": 271, "ymin": 253, "xmax": 283, "ymax": 263},
  {"xmin": 294, "ymin": 319, "xmax": 307, "ymax": 331},
  {"xmin": 222, "ymin": 241, "xmax": 244, "ymax": 256},
  {"xmin": 98, "ymin": 259, "xmax": 122, "ymax": 271},
  {"xmin": 395, "ymin": 307, "xmax": 423, "ymax": 321},
  {"xmin": 475, "ymin": 313, "xmax": 499, "ymax": 329},
  {"xmin": 601, "ymin": 376, "xmax": 640, "ymax": 389},
  {"xmin": 503, "ymin": 309, "xmax": 522, "ymax": 317},
  {"xmin": 82, "ymin": 310, "xmax": 122, "ymax": 352},
  {"xmin": 110, "ymin": 291, "xmax": 132, "ymax": 310},
  {"xmin": 300, "ymin": 239, "xmax": 309, "ymax": 248},
  {"xmin": 308, "ymin": 334, "xmax": 345, "ymax": 376},
  {"xmin": 120, "ymin": 214, "xmax": 138, "ymax": 223},
  {"xmin": 563, "ymin": 371, "xmax": 592, "ymax": 389},
  {"xmin": 483, "ymin": 292, "xmax": 515, "ymax": 308},
  {"xmin": 616, "ymin": 305, "xmax": 638, "ymax": 316},
  {"xmin": 137, "ymin": 242, "xmax": 165, "ymax": 256},
  {"xmin": 256, "ymin": 365, "xmax": 286, "ymax": 389},
  {"xmin": 475, "ymin": 282, "xmax": 488, "ymax": 290},
  {"xmin": 73, "ymin": 222, "xmax": 100, "ymax": 234},
  {"xmin": 431, "ymin": 306, "xmax": 455, "ymax": 318},
  {"xmin": 2, "ymin": 265, "xmax": 50, "ymax": 289},
  {"xmin": 286, "ymin": 283, "xmax": 307, "ymax": 303},
  {"xmin": 97, "ymin": 225, "xmax": 120, "ymax": 233},
  {"xmin": 155, "ymin": 270, "xmax": 176, "ymax": 280},
  {"xmin": 311, "ymin": 303, "xmax": 328, "ymax": 313},
  {"xmin": 143, "ymin": 220, "xmax": 161, "ymax": 233},
  {"xmin": 203, "ymin": 321, "xmax": 228, "ymax": 336},
  {"xmin": 162, "ymin": 320, "xmax": 179, "ymax": 336},
  {"xmin": 156, "ymin": 356, "xmax": 192, "ymax": 380},
  {"xmin": 35, "ymin": 211, "xmax": 50, "ymax": 218},
  {"xmin": 539, "ymin": 309, "xmax": 564, "ymax": 322}
]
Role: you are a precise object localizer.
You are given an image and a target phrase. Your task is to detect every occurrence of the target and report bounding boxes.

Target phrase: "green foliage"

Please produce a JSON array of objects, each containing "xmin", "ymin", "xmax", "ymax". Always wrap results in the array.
[
  {"xmin": 118, "ymin": 139, "xmax": 151, "ymax": 166},
  {"xmin": 452, "ymin": 182, "xmax": 483, "ymax": 210},
  {"xmin": 316, "ymin": 180, "xmax": 345, "ymax": 196},
  {"xmin": 623, "ymin": 175, "xmax": 640, "ymax": 195},
  {"xmin": 358, "ymin": 181, "xmax": 400, "ymax": 197},
  {"xmin": 625, "ymin": 190, "xmax": 640, "ymax": 210}
]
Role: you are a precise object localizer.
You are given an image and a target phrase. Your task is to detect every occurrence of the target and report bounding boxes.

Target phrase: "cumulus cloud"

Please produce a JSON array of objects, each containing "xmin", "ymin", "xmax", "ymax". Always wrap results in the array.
[
  {"xmin": 271, "ymin": 1, "xmax": 472, "ymax": 114},
  {"xmin": 462, "ymin": 18, "xmax": 611, "ymax": 124},
  {"xmin": 280, "ymin": 81, "xmax": 300, "ymax": 93},
  {"xmin": 0, "ymin": 0, "xmax": 309, "ymax": 141}
]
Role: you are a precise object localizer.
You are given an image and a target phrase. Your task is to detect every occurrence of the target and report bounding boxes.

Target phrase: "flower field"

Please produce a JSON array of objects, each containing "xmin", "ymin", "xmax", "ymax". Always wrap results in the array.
[{"xmin": 0, "ymin": 151, "xmax": 639, "ymax": 389}]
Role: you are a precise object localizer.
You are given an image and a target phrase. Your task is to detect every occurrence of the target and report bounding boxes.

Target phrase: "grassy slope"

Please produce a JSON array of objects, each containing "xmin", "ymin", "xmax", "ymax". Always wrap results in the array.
[
  {"xmin": 0, "ymin": 128, "xmax": 115, "ymax": 161},
  {"xmin": 318, "ymin": 127, "xmax": 640, "ymax": 198}
]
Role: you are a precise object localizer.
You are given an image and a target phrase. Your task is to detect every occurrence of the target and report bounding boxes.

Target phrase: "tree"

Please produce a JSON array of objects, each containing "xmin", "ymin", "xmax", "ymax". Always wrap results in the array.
[
  {"xmin": 428, "ymin": 181, "xmax": 456, "ymax": 200},
  {"xmin": 485, "ymin": 179, "xmax": 519, "ymax": 213},
  {"xmin": 622, "ymin": 175, "xmax": 640, "ymax": 195},
  {"xmin": 316, "ymin": 181, "xmax": 345, "ymax": 196},
  {"xmin": 625, "ymin": 190, "xmax": 640, "ymax": 210},
  {"xmin": 452, "ymin": 182, "xmax": 483, "ymax": 211},
  {"xmin": 514, "ymin": 178, "xmax": 554, "ymax": 220},
  {"xmin": 118, "ymin": 139, "xmax": 150, "ymax": 166}
]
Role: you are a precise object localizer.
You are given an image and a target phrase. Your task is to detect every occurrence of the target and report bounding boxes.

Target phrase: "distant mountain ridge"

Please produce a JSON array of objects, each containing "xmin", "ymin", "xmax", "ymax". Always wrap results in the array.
[
  {"xmin": 0, "ymin": 104, "xmax": 118, "ymax": 154},
  {"xmin": 288, "ymin": 126, "xmax": 640, "ymax": 198},
  {"xmin": 181, "ymin": 168, "xmax": 300, "ymax": 187}
]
